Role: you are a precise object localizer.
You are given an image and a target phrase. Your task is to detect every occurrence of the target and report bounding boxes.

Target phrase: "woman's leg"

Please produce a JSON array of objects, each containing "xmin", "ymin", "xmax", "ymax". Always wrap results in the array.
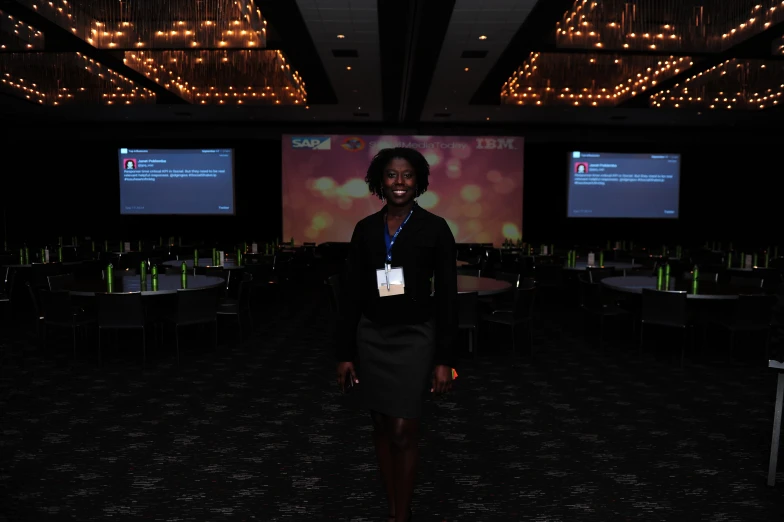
[
  {"xmin": 388, "ymin": 417, "xmax": 420, "ymax": 522},
  {"xmin": 370, "ymin": 410, "xmax": 397, "ymax": 519}
]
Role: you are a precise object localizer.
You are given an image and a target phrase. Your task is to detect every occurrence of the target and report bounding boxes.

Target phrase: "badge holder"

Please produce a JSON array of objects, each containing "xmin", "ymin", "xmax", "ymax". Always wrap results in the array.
[{"xmin": 376, "ymin": 263, "xmax": 405, "ymax": 296}]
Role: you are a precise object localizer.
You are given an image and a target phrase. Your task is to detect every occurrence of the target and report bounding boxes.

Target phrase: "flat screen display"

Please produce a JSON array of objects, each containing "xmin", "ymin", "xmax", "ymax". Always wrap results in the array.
[
  {"xmin": 567, "ymin": 151, "xmax": 681, "ymax": 218},
  {"xmin": 281, "ymin": 135, "xmax": 524, "ymax": 244},
  {"xmin": 118, "ymin": 148, "xmax": 235, "ymax": 215}
]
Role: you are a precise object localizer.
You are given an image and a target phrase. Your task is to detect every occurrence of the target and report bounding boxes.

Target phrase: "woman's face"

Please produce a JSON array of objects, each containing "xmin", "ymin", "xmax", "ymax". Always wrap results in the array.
[
  {"xmin": 382, "ymin": 158, "xmax": 417, "ymax": 207},
  {"xmin": 126, "ymin": 162, "xmax": 134, "ymax": 169},
  {"xmin": 577, "ymin": 164, "xmax": 586, "ymax": 173}
]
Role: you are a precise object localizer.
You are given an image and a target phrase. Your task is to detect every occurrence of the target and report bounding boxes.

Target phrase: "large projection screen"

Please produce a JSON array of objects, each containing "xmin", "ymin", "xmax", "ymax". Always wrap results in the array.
[{"xmin": 282, "ymin": 135, "xmax": 524, "ymax": 244}]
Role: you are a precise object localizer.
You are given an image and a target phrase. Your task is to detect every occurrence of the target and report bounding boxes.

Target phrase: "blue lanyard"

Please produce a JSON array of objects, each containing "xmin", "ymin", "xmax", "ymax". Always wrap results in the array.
[{"xmin": 383, "ymin": 208, "xmax": 413, "ymax": 266}]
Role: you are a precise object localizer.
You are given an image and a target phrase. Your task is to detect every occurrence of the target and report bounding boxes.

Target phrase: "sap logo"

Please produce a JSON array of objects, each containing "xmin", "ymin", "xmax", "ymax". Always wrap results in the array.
[
  {"xmin": 291, "ymin": 137, "xmax": 332, "ymax": 150},
  {"xmin": 475, "ymin": 137, "xmax": 518, "ymax": 150}
]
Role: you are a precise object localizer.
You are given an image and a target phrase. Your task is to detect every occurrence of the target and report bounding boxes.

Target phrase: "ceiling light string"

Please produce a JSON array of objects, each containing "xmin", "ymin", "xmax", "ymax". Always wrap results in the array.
[{"xmin": 651, "ymin": 58, "xmax": 783, "ymax": 110}]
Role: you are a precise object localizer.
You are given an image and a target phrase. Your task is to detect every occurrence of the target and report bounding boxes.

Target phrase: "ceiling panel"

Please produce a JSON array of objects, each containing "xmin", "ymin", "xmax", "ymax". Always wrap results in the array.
[
  {"xmin": 295, "ymin": 0, "xmax": 381, "ymax": 119},
  {"xmin": 422, "ymin": 0, "xmax": 538, "ymax": 120}
]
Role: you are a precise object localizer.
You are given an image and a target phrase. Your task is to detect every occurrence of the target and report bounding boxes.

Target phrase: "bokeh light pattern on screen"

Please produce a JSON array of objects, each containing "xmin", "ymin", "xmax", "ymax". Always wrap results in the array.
[{"xmin": 282, "ymin": 135, "xmax": 524, "ymax": 244}]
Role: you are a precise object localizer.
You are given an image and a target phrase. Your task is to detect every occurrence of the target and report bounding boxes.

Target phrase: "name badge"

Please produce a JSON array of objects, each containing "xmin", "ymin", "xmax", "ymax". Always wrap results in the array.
[{"xmin": 376, "ymin": 266, "xmax": 405, "ymax": 297}]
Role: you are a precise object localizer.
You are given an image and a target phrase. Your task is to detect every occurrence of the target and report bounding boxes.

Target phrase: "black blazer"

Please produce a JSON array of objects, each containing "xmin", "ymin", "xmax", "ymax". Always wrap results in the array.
[{"xmin": 334, "ymin": 204, "xmax": 458, "ymax": 367}]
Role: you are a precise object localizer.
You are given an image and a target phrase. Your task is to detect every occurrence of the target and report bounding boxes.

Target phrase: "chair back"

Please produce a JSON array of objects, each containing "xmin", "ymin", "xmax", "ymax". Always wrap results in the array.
[
  {"xmin": 641, "ymin": 289, "xmax": 688, "ymax": 326},
  {"xmin": 40, "ymin": 289, "xmax": 74, "ymax": 324},
  {"xmin": 578, "ymin": 278, "xmax": 603, "ymax": 311},
  {"xmin": 730, "ymin": 276, "xmax": 763, "ymax": 289},
  {"xmin": 493, "ymin": 271, "xmax": 520, "ymax": 288},
  {"xmin": 457, "ymin": 291, "xmax": 478, "ymax": 328},
  {"xmin": 586, "ymin": 266, "xmax": 615, "ymax": 283},
  {"xmin": 30, "ymin": 263, "xmax": 61, "ymax": 288},
  {"xmin": 96, "ymin": 292, "xmax": 145, "ymax": 328},
  {"xmin": 238, "ymin": 272, "xmax": 253, "ymax": 310},
  {"xmin": 176, "ymin": 287, "xmax": 219, "ymax": 325},
  {"xmin": 534, "ymin": 265, "xmax": 563, "ymax": 286},
  {"xmin": 326, "ymin": 274, "xmax": 341, "ymax": 314},
  {"xmin": 48, "ymin": 273, "xmax": 74, "ymax": 292},
  {"xmin": 226, "ymin": 267, "xmax": 246, "ymax": 296},
  {"xmin": 512, "ymin": 285, "xmax": 536, "ymax": 321},
  {"xmin": 733, "ymin": 294, "xmax": 775, "ymax": 325}
]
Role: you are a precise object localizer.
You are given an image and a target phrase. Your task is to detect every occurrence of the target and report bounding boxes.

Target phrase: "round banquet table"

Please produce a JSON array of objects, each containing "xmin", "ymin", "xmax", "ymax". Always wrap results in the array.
[
  {"xmin": 69, "ymin": 275, "xmax": 225, "ymax": 297},
  {"xmin": 457, "ymin": 275, "xmax": 513, "ymax": 296},
  {"xmin": 162, "ymin": 258, "xmax": 243, "ymax": 270},
  {"xmin": 601, "ymin": 275, "xmax": 765, "ymax": 300},
  {"xmin": 563, "ymin": 261, "xmax": 641, "ymax": 271}
]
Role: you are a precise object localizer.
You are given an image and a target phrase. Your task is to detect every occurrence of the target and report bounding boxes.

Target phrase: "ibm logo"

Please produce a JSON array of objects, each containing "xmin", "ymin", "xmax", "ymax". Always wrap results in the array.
[{"xmin": 475, "ymin": 138, "xmax": 517, "ymax": 150}]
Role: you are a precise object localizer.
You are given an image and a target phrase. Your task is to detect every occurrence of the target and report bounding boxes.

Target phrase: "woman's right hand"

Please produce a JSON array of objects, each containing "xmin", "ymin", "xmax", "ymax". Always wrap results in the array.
[{"xmin": 336, "ymin": 362, "xmax": 358, "ymax": 392}]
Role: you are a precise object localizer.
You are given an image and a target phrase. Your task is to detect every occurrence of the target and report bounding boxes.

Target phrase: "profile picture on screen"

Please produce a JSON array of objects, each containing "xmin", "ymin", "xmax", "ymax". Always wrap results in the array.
[
  {"xmin": 575, "ymin": 162, "xmax": 588, "ymax": 173},
  {"xmin": 124, "ymin": 159, "xmax": 137, "ymax": 170}
]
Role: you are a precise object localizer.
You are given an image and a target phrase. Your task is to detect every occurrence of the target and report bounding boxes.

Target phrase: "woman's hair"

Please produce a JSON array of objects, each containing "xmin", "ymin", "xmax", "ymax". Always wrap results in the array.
[{"xmin": 364, "ymin": 147, "xmax": 430, "ymax": 200}]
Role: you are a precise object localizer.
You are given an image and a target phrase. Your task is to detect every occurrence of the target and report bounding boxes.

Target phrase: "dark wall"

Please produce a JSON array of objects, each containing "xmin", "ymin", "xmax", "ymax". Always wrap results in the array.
[{"xmin": 1, "ymin": 122, "xmax": 780, "ymax": 247}]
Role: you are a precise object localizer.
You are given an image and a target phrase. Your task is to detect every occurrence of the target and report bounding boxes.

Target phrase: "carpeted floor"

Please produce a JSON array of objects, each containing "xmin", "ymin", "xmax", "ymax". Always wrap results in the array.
[{"xmin": 0, "ymin": 287, "xmax": 782, "ymax": 521}]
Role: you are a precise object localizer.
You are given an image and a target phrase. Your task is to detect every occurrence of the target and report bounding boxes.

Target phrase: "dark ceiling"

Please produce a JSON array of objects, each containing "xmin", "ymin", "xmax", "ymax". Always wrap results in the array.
[{"xmin": 2, "ymin": 0, "xmax": 784, "ymax": 125}]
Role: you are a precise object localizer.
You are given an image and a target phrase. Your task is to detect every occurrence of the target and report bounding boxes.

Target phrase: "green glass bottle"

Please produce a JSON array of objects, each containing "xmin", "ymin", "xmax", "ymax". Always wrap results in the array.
[
  {"xmin": 599, "ymin": 251, "xmax": 604, "ymax": 267},
  {"xmin": 151, "ymin": 264, "xmax": 159, "ymax": 291},
  {"xmin": 212, "ymin": 247, "xmax": 217, "ymax": 266},
  {"xmin": 181, "ymin": 261, "xmax": 187, "ymax": 289},
  {"xmin": 753, "ymin": 253, "xmax": 758, "ymax": 268},
  {"xmin": 138, "ymin": 240, "xmax": 142, "ymax": 252},
  {"xmin": 243, "ymin": 241, "xmax": 248, "ymax": 253},
  {"xmin": 24, "ymin": 246, "xmax": 29, "ymax": 265},
  {"xmin": 692, "ymin": 280, "xmax": 699, "ymax": 295},
  {"xmin": 120, "ymin": 241, "xmax": 124, "ymax": 253},
  {"xmin": 40, "ymin": 248, "xmax": 46, "ymax": 263},
  {"xmin": 664, "ymin": 263, "xmax": 671, "ymax": 289},
  {"xmin": 57, "ymin": 246, "xmax": 63, "ymax": 263},
  {"xmin": 106, "ymin": 263, "xmax": 114, "ymax": 292},
  {"xmin": 656, "ymin": 266, "xmax": 663, "ymax": 290},
  {"xmin": 140, "ymin": 260, "xmax": 147, "ymax": 282},
  {"xmin": 104, "ymin": 240, "xmax": 108, "ymax": 252},
  {"xmin": 237, "ymin": 249, "xmax": 242, "ymax": 267},
  {"xmin": 194, "ymin": 249, "xmax": 199, "ymax": 267},
  {"xmin": 19, "ymin": 248, "xmax": 24, "ymax": 265},
  {"xmin": 727, "ymin": 252, "xmax": 732, "ymax": 269},
  {"xmin": 693, "ymin": 265, "xmax": 699, "ymax": 282},
  {"xmin": 91, "ymin": 240, "xmax": 95, "ymax": 252}
]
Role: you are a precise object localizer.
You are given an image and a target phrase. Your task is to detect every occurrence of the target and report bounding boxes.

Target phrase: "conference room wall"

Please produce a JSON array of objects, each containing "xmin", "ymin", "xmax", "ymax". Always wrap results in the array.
[{"xmin": 0, "ymin": 122, "xmax": 779, "ymax": 248}]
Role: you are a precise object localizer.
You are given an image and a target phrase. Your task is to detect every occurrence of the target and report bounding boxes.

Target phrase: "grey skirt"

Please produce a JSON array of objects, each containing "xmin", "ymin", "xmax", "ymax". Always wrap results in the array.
[{"xmin": 356, "ymin": 315, "xmax": 436, "ymax": 419}]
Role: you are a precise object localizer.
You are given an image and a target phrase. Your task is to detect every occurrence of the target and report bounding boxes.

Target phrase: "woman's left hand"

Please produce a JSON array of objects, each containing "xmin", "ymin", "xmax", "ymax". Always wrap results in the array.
[{"xmin": 431, "ymin": 365, "xmax": 453, "ymax": 394}]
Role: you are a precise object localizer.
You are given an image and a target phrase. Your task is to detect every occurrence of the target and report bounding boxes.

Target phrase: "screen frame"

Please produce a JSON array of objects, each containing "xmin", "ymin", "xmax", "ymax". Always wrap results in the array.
[
  {"xmin": 117, "ymin": 147, "xmax": 237, "ymax": 216},
  {"xmin": 565, "ymin": 150, "xmax": 682, "ymax": 220}
]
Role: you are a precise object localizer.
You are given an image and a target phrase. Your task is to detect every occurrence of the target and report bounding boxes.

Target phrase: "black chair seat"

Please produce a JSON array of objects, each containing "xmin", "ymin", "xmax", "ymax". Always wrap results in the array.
[
  {"xmin": 217, "ymin": 303, "xmax": 240, "ymax": 315},
  {"xmin": 583, "ymin": 304, "xmax": 629, "ymax": 317}
]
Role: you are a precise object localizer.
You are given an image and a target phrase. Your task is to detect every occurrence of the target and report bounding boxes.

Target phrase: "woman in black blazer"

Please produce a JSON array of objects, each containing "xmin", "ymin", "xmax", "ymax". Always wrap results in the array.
[{"xmin": 335, "ymin": 147, "xmax": 458, "ymax": 522}]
